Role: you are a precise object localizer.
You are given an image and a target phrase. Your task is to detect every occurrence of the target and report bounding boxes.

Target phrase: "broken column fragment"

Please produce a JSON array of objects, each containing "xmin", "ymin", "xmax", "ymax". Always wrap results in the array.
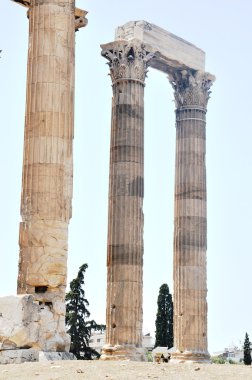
[{"xmin": 0, "ymin": 295, "xmax": 68, "ymax": 352}]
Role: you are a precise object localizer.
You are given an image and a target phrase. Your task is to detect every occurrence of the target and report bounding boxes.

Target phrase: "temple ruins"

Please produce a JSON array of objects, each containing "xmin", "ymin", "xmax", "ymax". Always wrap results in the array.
[
  {"xmin": 1, "ymin": 3, "xmax": 214, "ymax": 365},
  {"xmin": 101, "ymin": 21, "xmax": 214, "ymax": 362},
  {"xmin": 0, "ymin": 0, "xmax": 87, "ymax": 364}
]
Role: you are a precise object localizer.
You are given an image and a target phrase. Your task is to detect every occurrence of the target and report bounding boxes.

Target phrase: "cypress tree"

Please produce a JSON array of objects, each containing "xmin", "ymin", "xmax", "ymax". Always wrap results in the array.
[
  {"xmin": 243, "ymin": 332, "xmax": 252, "ymax": 365},
  {"xmin": 65, "ymin": 263, "xmax": 105, "ymax": 359},
  {"xmin": 154, "ymin": 283, "xmax": 173, "ymax": 348}
]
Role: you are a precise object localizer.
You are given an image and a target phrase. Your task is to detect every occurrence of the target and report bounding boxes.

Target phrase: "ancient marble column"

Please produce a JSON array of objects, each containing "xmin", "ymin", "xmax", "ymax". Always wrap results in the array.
[
  {"xmin": 100, "ymin": 41, "xmax": 153, "ymax": 360},
  {"xmin": 168, "ymin": 69, "xmax": 214, "ymax": 362},
  {"xmin": 16, "ymin": 0, "xmax": 87, "ymax": 351}
]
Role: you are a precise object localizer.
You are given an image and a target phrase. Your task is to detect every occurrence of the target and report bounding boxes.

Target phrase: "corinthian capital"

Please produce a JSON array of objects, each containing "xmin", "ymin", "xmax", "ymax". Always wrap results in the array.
[
  {"xmin": 101, "ymin": 40, "xmax": 156, "ymax": 84},
  {"xmin": 168, "ymin": 69, "xmax": 215, "ymax": 109}
]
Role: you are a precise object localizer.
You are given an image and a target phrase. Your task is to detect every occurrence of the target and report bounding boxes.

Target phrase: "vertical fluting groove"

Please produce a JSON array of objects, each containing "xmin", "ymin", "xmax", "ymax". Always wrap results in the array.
[
  {"xmin": 174, "ymin": 108, "xmax": 207, "ymax": 353},
  {"xmin": 14, "ymin": 0, "xmax": 88, "ymax": 351},
  {"xmin": 101, "ymin": 42, "xmax": 152, "ymax": 357},
  {"xmin": 169, "ymin": 70, "xmax": 214, "ymax": 360},
  {"xmin": 133, "ymin": 80, "xmax": 137, "ymax": 345},
  {"xmin": 18, "ymin": 0, "xmax": 76, "ymax": 300},
  {"xmin": 130, "ymin": 79, "xmax": 134, "ymax": 345}
]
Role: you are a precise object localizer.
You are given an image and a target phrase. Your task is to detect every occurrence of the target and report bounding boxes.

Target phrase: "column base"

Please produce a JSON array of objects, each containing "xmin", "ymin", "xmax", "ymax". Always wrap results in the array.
[
  {"xmin": 170, "ymin": 350, "xmax": 211, "ymax": 363},
  {"xmin": 100, "ymin": 344, "xmax": 146, "ymax": 361}
]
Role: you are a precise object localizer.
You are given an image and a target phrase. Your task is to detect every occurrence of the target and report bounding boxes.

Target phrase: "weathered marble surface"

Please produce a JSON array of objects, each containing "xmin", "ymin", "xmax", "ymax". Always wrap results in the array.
[
  {"xmin": 17, "ymin": 0, "xmax": 76, "ymax": 298},
  {"xmin": 0, "ymin": 295, "xmax": 70, "ymax": 353},
  {"xmin": 0, "ymin": 349, "xmax": 75, "ymax": 364},
  {"xmin": 0, "ymin": 349, "xmax": 39, "ymax": 365},
  {"xmin": 12, "ymin": 0, "xmax": 81, "ymax": 356}
]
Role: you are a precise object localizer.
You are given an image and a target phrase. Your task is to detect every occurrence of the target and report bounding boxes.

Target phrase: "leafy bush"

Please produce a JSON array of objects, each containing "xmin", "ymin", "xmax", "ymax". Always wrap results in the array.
[
  {"xmin": 228, "ymin": 359, "xmax": 236, "ymax": 364},
  {"xmin": 211, "ymin": 356, "xmax": 226, "ymax": 364}
]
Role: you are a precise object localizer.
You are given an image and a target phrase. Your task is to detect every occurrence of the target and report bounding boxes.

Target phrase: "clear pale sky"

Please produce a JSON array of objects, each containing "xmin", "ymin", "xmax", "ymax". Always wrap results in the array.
[{"xmin": 1, "ymin": 0, "xmax": 252, "ymax": 354}]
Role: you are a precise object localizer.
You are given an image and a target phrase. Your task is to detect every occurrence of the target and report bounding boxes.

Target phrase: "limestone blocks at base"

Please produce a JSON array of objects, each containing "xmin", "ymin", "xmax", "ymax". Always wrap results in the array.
[
  {"xmin": 0, "ymin": 349, "xmax": 76, "ymax": 364},
  {"xmin": 0, "ymin": 349, "xmax": 39, "ymax": 365},
  {"xmin": 39, "ymin": 351, "xmax": 76, "ymax": 361},
  {"xmin": 0, "ymin": 295, "xmax": 70, "ymax": 352}
]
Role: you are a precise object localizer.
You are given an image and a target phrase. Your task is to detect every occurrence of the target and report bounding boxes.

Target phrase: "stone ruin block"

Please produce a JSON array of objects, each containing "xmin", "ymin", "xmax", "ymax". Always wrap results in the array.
[{"xmin": 0, "ymin": 295, "xmax": 70, "ymax": 355}]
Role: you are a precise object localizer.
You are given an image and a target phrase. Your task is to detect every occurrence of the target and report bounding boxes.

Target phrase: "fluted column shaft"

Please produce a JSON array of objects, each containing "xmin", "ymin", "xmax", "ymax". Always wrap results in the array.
[
  {"xmin": 107, "ymin": 78, "xmax": 144, "ymax": 348},
  {"xmin": 18, "ymin": 0, "xmax": 75, "ymax": 300},
  {"xmin": 101, "ymin": 42, "xmax": 153, "ymax": 356},
  {"xmin": 169, "ymin": 69, "xmax": 214, "ymax": 361}
]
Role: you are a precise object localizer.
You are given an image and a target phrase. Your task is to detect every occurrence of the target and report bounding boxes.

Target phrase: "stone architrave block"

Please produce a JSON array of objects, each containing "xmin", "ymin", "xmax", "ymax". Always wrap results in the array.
[{"xmin": 115, "ymin": 20, "xmax": 205, "ymax": 71}]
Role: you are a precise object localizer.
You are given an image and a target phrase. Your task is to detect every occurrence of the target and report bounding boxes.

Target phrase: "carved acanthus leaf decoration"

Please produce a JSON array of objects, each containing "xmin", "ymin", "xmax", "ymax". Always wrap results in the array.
[
  {"xmin": 168, "ymin": 69, "xmax": 215, "ymax": 108},
  {"xmin": 101, "ymin": 42, "xmax": 156, "ymax": 83}
]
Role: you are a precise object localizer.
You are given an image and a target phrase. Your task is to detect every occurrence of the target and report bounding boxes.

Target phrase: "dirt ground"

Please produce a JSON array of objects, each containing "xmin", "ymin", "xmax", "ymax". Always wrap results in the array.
[{"xmin": 0, "ymin": 361, "xmax": 252, "ymax": 380}]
